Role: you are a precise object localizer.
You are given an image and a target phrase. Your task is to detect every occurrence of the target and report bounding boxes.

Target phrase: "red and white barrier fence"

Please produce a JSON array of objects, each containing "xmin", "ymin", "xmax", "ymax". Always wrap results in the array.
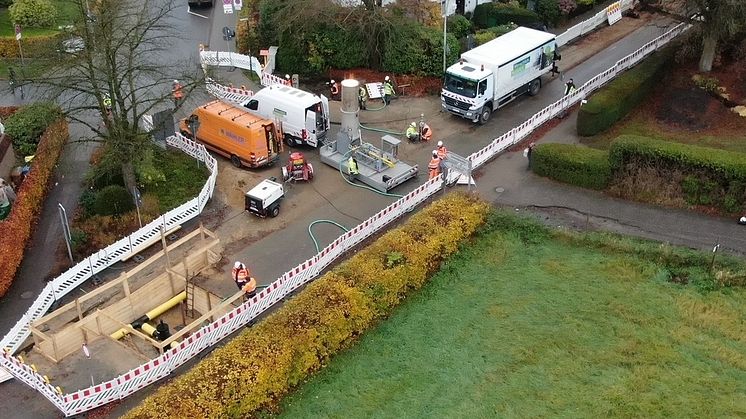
[{"xmin": 0, "ymin": 18, "xmax": 688, "ymax": 418}]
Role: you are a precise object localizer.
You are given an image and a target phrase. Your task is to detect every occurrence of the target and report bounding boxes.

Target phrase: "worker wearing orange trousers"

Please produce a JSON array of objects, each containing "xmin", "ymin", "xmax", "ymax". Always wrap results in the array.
[{"xmin": 428, "ymin": 151, "xmax": 442, "ymax": 179}]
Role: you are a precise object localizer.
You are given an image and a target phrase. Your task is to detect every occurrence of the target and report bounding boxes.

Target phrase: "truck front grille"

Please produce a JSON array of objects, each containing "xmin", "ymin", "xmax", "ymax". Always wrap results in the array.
[{"xmin": 443, "ymin": 96, "xmax": 471, "ymax": 110}]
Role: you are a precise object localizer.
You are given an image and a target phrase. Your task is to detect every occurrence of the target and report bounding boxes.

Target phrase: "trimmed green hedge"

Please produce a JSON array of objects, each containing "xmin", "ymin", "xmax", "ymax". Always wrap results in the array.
[
  {"xmin": 381, "ymin": 25, "xmax": 459, "ymax": 76},
  {"xmin": 609, "ymin": 135, "xmax": 746, "ymax": 212},
  {"xmin": 577, "ymin": 50, "xmax": 672, "ymax": 137},
  {"xmin": 532, "ymin": 143, "xmax": 611, "ymax": 189},
  {"xmin": 4, "ymin": 102, "xmax": 63, "ymax": 156},
  {"xmin": 473, "ymin": 3, "xmax": 541, "ymax": 29},
  {"xmin": 125, "ymin": 193, "xmax": 491, "ymax": 419}
]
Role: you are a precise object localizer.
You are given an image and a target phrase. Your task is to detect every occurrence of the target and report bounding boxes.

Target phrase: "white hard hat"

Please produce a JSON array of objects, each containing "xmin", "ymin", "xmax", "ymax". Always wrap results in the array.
[
  {"xmin": 173, "ymin": 79, "xmax": 178, "ymax": 84},
  {"xmin": 234, "ymin": 261, "xmax": 242, "ymax": 269},
  {"xmin": 437, "ymin": 141, "xmax": 443, "ymax": 147},
  {"xmin": 285, "ymin": 74, "xmax": 290, "ymax": 78},
  {"xmin": 741, "ymin": 216, "xmax": 746, "ymax": 224},
  {"xmin": 331, "ymin": 79, "xmax": 335, "ymax": 83},
  {"xmin": 432, "ymin": 150, "xmax": 438, "ymax": 156},
  {"xmin": 410, "ymin": 122, "xmax": 416, "ymax": 127},
  {"xmin": 385, "ymin": 76, "xmax": 390, "ymax": 81}
]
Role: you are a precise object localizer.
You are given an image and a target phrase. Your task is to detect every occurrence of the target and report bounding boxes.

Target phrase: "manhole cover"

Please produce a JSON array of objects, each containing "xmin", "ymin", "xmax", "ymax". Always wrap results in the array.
[
  {"xmin": 133, "ymin": 254, "xmax": 145, "ymax": 263},
  {"xmin": 495, "ymin": 187, "xmax": 505, "ymax": 193},
  {"xmin": 20, "ymin": 291, "xmax": 34, "ymax": 299}
]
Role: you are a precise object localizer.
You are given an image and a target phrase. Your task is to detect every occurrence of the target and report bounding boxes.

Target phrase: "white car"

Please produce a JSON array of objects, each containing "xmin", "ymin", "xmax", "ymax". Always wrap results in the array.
[{"xmin": 61, "ymin": 37, "xmax": 85, "ymax": 54}]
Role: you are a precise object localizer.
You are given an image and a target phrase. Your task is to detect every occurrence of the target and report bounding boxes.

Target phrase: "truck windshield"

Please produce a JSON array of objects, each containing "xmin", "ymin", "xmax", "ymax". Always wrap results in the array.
[{"xmin": 443, "ymin": 74, "xmax": 478, "ymax": 98}]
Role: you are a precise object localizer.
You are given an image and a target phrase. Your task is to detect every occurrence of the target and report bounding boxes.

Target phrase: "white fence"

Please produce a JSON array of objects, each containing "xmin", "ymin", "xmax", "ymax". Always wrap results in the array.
[
  {"xmin": 0, "ymin": 17, "xmax": 688, "ymax": 419},
  {"xmin": 557, "ymin": 0, "xmax": 634, "ymax": 47}
]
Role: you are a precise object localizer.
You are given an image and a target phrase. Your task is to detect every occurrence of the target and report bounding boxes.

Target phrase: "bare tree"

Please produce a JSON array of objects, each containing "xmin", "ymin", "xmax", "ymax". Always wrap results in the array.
[
  {"xmin": 685, "ymin": 0, "xmax": 746, "ymax": 72},
  {"xmin": 23, "ymin": 0, "xmax": 204, "ymax": 193}
]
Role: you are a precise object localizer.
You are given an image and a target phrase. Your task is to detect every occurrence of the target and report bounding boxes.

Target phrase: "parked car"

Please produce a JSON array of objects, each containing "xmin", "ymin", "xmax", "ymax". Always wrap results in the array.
[{"xmin": 188, "ymin": 0, "xmax": 214, "ymax": 8}]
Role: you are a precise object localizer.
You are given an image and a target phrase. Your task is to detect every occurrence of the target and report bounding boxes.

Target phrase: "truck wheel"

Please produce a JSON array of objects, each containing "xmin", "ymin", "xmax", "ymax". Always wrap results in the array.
[
  {"xmin": 271, "ymin": 206, "xmax": 280, "ymax": 218},
  {"xmin": 285, "ymin": 135, "xmax": 296, "ymax": 147},
  {"xmin": 478, "ymin": 107, "xmax": 491, "ymax": 125},
  {"xmin": 230, "ymin": 155, "xmax": 242, "ymax": 168},
  {"xmin": 528, "ymin": 79, "xmax": 541, "ymax": 96}
]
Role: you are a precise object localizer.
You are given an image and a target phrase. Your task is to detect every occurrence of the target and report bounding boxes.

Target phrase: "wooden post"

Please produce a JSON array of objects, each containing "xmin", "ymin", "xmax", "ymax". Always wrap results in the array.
[
  {"xmin": 75, "ymin": 298, "xmax": 83, "ymax": 322},
  {"xmin": 95, "ymin": 312, "xmax": 104, "ymax": 335},
  {"xmin": 160, "ymin": 226, "xmax": 172, "ymax": 268},
  {"xmin": 51, "ymin": 334, "xmax": 60, "ymax": 363},
  {"xmin": 200, "ymin": 221, "xmax": 206, "ymax": 240},
  {"xmin": 123, "ymin": 274, "xmax": 131, "ymax": 305}
]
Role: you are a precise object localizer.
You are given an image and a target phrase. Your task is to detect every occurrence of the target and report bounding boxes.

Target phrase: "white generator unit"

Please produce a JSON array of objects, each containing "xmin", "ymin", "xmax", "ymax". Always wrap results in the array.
[
  {"xmin": 245, "ymin": 179, "xmax": 284, "ymax": 218},
  {"xmin": 441, "ymin": 27, "xmax": 558, "ymax": 124}
]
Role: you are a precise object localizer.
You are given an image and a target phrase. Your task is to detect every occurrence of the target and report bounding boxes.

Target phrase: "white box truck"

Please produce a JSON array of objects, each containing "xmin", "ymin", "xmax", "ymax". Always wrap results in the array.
[
  {"xmin": 242, "ymin": 85, "xmax": 330, "ymax": 148},
  {"xmin": 441, "ymin": 27, "xmax": 558, "ymax": 124}
]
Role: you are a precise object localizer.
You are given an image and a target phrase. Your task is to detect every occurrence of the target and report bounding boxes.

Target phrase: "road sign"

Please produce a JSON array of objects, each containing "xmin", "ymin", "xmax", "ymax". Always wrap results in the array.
[
  {"xmin": 223, "ymin": 0, "xmax": 233, "ymax": 14},
  {"xmin": 14, "ymin": 25, "xmax": 21, "ymax": 41},
  {"xmin": 233, "ymin": 0, "xmax": 243, "ymax": 11}
]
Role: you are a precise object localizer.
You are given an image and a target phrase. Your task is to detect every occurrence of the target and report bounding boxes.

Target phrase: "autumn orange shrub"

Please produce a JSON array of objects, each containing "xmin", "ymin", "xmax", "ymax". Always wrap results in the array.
[
  {"xmin": 126, "ymin": 193, "xmax": 491, "ymax": 419},
  {"xmin": 0, "ymin": 119, "xmax": 68, "ymax": 296}
]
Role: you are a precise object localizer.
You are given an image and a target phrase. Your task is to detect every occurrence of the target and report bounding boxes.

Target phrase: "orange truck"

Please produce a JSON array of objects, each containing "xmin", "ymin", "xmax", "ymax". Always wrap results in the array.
[{"xmin": 179, "ymin": 100, "xmax": 283, "ymax": 168}]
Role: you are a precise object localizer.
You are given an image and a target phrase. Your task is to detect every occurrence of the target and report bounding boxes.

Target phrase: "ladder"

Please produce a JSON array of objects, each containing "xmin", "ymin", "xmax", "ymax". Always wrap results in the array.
[{"xmin": 184, "ymin": 275, "xmax": 196, "ymax": 319}]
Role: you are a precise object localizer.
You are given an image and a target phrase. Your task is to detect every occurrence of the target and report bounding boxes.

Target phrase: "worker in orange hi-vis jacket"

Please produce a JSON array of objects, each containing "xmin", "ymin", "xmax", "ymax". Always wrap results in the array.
[{"xmin": 428, "ymin": 150, "xmax": 442, "ymax": 180}]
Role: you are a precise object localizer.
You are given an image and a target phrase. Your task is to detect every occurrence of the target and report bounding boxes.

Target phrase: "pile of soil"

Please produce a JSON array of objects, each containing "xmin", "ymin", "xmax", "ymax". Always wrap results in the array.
[
  {"xmin": 327, "ymin": 68, "xmax": 442, "ymax": 97},
  {"xmin": 645, "ymin": 64, "xmax": 746, "ymax": 135}
]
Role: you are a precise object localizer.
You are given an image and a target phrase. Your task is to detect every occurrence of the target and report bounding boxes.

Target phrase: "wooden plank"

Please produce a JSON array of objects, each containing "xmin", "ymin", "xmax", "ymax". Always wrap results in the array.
[
  {"xmin": 33, "ymin": 272, "xmax": 129, "ymax": 325},
  {"xmin": 120, "ymin": 225, "xmax": 181, "ymax": 262}
]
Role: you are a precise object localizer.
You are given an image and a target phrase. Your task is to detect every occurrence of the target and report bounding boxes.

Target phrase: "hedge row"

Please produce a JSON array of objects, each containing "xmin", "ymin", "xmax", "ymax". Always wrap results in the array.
[
  {"xmin": 125, "ymin": 193, "xmax": 491, "ymax": 419},
  {"xmin": 4, "ymin": 102, "xmax": 63, "ymax": 156},
  {"xmin": 0, "ymin": 118, "xmax": 69, "ymax": 297},
  {"xmin": 531, "ymin": 143, "xmax": 611, "ymax": 189},
  {"xmin": 255, "ymin": 0, "xmax": 459, "ymax": 77},
  {"xmin": 473, "ymin": 3, "xmax": 541, "ymax": 29},
  {"xmin": 0, "ymin": 33, "xmax": 61, "ymax": 58},
  {"xmin": 577, "ymin": 49, "xmax": 672, "ymax": 136},
  {"xmin": 609, "ymin": 135, "xmax": 746, "ymax": 212}
]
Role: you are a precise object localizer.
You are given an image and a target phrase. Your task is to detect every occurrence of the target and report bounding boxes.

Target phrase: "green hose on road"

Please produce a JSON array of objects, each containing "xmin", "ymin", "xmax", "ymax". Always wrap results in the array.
[{"xmin": 308, "ymin": 220, "xmax": 350, "ymax": 253}]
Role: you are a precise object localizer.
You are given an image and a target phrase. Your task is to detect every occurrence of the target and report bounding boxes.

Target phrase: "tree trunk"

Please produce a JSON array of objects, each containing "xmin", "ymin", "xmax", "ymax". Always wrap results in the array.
[
  {"xmin": 121, "ymin": 160, "xmax": 137, "ymax": 199},
  {"xmin": 699, "ymin": 33, "xmax": 717, "ymax": 72}
]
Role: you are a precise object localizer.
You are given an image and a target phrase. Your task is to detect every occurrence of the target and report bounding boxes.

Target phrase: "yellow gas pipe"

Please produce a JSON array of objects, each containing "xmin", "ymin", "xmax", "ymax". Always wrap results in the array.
[{"xmin": 110, "ymin": 291, "xmax": 187, "ymax": 340}]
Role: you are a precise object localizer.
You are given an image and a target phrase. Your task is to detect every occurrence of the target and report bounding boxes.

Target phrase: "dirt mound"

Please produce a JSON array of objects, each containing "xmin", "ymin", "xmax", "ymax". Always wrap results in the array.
[
  {"xmin": 328, "ymin": 68, "xmax": 442, "ymax": 97},
  {"xmin": 655, "ymin": 86, "xmax": 716, "ymax": 131}
]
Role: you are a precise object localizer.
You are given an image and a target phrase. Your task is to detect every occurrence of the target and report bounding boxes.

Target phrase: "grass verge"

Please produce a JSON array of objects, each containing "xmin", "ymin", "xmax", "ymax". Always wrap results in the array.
[{"xmin": 277, "ymin": 212, "xmax": 746, "ymax": 418}]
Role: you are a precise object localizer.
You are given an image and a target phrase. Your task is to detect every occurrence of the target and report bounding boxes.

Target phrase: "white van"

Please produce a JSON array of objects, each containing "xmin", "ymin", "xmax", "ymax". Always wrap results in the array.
[{"xmin": 242, "ymin": 85, "xmax": 330, "ymax": 148}]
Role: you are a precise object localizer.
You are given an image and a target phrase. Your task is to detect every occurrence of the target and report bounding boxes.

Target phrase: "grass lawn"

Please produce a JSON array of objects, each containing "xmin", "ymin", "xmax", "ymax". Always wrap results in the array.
[
  {"xmin": 0, "ymin": 1, "xmax": 80, "ymax": 37},
  {"xmin": 277, "ymin": 217, "xmax": 746, "ymax": 418},
  {"xmin": 146, "ymin": 147, "xmax": 210, "ymax": 212}
]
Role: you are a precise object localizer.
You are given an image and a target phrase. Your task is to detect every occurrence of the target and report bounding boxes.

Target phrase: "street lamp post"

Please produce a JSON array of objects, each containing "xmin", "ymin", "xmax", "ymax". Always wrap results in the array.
[{"xmin": 442, "ymin": 0, "xmax": 451, "ymax": 73}]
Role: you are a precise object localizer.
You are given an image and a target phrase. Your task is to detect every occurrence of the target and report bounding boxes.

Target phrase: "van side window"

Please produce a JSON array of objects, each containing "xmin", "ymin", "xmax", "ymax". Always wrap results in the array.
[
  {"xmin": 478, "ymin": 80, "xmax": 487, "ymax": 95},
  {"xmin": 246, "ymin": 100, "xmax": 258, "ymax": 111}
]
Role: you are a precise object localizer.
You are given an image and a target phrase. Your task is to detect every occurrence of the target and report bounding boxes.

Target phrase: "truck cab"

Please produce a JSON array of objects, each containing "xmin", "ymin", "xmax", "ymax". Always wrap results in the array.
[
  {"xmin": 442, "ymin": 27, "xmax": 557, "ymax": 125},
  {"xmin": 442, "ymin": 65, "xmax": 494, "ymax": 124}
]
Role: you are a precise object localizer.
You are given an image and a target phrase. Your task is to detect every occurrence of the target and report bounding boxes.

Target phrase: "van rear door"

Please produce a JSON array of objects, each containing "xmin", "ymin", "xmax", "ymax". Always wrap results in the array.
[
  {"xmin": 320, "ymin": 95, "xmax": 330, "ymax": 131},
  {"xmin": 305, "ymin": 110, "xmax": 318, "ymax": 148},
  {"xmin": 264, "ymin": 123, "xmax": 281, "ymax": 163}
]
